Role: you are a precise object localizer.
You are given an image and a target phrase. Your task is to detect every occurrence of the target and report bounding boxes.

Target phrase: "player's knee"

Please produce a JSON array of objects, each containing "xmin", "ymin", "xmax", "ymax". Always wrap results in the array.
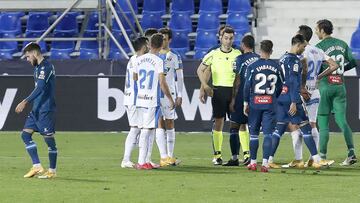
[
  {"xmin": 21, "ymin": 131, "xmax": 33, "ymax": 145},
  {"xmin": 23, "ymin": 129, "xmax": 34, "ymax": 134},
  {"xmin": 275, "ymin": 123, "xmax": 287, "ymax": 136},
  {"xmin": 250, "ymin": 134, "xmax": 259, "ymax": 140},
  {"xmin": 43, "ymin": 135, "xmax": 57, "ymax": 151},
  {"xmin": 299, "ymin": 122, "xmax": 311, "ymax": 135},
  {"xmin": 239, "ymin": 124, "xmax": 247, "ymax": 131}
]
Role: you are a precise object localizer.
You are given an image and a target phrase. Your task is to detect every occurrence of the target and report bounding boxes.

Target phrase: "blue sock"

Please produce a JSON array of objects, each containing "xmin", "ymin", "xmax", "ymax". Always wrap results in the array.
[
  {"xmin": 250, "ymin": 134, "xmax": 259, "ymax": 161},
  {"xmin": 271, "ymin": 123, "xmax": 287, "ymax": 157},
  {"xmin": 301, "ymin": 124, "xmax": 318, "ymax": 156},
  {"xmin": 263, "ymin": 133, "xmax": 272, "ymax": 159},
  {"xmin": 21, "ymin": 131, "xmax": 40, "ymax": 164},
  {"xmin": 44, "ymin": 136, "xmax": 57, "ymax": 169},
  {"xmin": 229, "ymin": 128, "xmax": 240, "ymax": 157}
]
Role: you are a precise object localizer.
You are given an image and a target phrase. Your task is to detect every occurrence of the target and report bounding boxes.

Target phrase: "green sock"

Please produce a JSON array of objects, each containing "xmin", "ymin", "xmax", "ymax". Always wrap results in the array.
[
  {"xmin": 318, "ymin": 114, "xmax": 330, "ymax": 159},
  {"xmin": 239, "ymin": 130, "xmax": 250, "ymax": 157},
  {"xmin": 213, "ymin": 130, "xmax": 223, "ymax": 158}
]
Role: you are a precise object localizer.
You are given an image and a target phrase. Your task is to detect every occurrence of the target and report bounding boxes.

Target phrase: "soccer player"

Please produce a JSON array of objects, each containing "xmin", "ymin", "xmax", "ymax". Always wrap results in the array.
[
  {"xmin": 144, "ymin": 28, "xmax": 158, "ymax": 39},
  {"xmin": 15, "ymin": 42, "xmax": 57, "ymax": 179},
  {"xmin": 283, "ymin": 25, "xmax": 338, "ymax": 168},
  {"xmin": 243, "ymin": 40, "xmax": 284, "ymax": 172},
  {"xmin": 154, "ymin": 28, "xmax": 184, "ymax": 167},
  {"xmin": 223, "ymin": 35, "xmax": 259, "ymax": 166},
  {"xmin": 197, "ymin": 26, "xmax": 241, "ymax": 165},
  {"xmin": 121, "ymin": 37, "xmax": 149, "ymax": 168},
  {"xmin": 315, "ymin": 19, "xmax": 358, "ymax": 165},
  {"xmin": 134, "ymin": 33, "xmax": 175, "ymax": 170},
  {"xmin": 268, "ymin": 34, "xmax": 324, "ymax": 169}
]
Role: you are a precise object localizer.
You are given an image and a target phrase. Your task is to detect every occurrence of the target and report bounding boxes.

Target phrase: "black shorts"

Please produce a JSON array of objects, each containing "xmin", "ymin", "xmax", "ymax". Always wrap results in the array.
[{"xmin": 212, "ymin": 86, "xmax": 232, "ymax": 119}]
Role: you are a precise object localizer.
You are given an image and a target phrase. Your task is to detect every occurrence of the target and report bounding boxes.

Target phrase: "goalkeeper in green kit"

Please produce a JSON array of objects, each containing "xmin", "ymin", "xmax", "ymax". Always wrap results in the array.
[{"xmin": 315, "ymin": 19, "xmax": 358, "ymax": 166}]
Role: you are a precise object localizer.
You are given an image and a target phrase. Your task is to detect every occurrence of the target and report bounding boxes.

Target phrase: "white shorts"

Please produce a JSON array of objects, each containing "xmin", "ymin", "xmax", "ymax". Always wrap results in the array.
[
  {"xmin": 160, "ymin": 97, "xmax": 177, "ymax": 120},
  {"xmin": 136, "ymin": 106, "xmax": 161, "ymax": 129},
  {"xmin": 305, "ymin": 89, "xmax": 320, "ymax": 123},
  {"xmin": 125, "ymin": 105, "xmax": 138, "ymax": 127}
]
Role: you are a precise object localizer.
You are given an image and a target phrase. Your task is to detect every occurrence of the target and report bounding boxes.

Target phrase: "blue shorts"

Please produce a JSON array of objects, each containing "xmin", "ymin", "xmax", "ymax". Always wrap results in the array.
[
  {"xmin": 276, "ymin": 102, "xmax": 308, "ymax": 125},
  {"xmin": 248, "ymin": 108, "xmax": 276, "ymax": 135},
  {"xmin": 24, "ymin": 111, "xmax": 56, "ymax": 135},
  {"xmin": 229, "ymin": 97, "xmax": 248, "ymax": 124}
]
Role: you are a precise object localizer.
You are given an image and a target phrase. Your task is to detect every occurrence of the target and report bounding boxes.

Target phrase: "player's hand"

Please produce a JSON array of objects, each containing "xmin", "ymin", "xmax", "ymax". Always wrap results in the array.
[
  {"xmin": 203, "ymin": 85, "xmax": 213, "ymax": 97},
  {"xmin": 175, "ymin": 97, "xmax": 182, "ymax": 107},
  {"xmin": 229, "ymin": 99, "xmax": 235, "ymax": 113},
  {"xmin": 288, "ymin": 102, "xmax": 297, "ymax": 116},
  {"xmin": 243, "ymin": 102, "xmax": 249, "ymax": 116},
  {"xmin": 199, "ymin": 87, "xmax": 207, "ymax": 104},
  {"xmin": 169, "ymin": 99, "xmax": 175, "ymax": 110},
  {"xmin": 15, "ymin": 100, "xmax": 27, "ymax": 114},
  {"xmin": 300, "ymin": 87, "xmax": 311, "ymax": 101}
]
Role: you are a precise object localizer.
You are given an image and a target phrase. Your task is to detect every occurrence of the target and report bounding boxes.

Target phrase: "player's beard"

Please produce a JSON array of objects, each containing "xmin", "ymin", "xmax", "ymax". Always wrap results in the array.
[{"xmin": 32, "ymin": 58, "xmax": 38, "ymax": 66}]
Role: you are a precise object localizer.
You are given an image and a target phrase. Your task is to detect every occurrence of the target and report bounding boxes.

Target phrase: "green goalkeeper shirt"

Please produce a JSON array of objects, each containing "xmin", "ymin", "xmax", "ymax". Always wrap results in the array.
[{"xmin": 316, "ymin": 37, "xmax": 357, "ymax": 89}]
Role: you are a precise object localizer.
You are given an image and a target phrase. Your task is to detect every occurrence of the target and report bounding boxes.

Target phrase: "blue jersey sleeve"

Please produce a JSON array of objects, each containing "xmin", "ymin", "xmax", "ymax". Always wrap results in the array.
[
  {"xmin": 233, "ymin": 56, "xmax": 242, "ymax": 74},
  {"xmin": 289, "ymin": 61, "xmax": 301, "ymax": 103},
  {"xmin": 275, "ymin": 67, "xmax": 284, "ymax": 98},
  {"xmin": 25, "ymin": 65, "xmax": 53, "ymax": 103},
  {"xmin": 243, "ymin": 67, "xmax": 253, "ymax": 103}
]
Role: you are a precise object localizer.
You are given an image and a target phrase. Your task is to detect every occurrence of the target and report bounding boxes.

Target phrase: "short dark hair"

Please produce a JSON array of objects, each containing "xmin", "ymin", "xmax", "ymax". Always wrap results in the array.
[
  {"xmin": 291, "ymin": 34, "xmax": 306, "ymax": 46},
  {"xmin": 298, "ymin": 25, "xmax": 313, "ymax": 42},
  {"xmin": 159, "ymin": 28, "xmax": 172, "ymax": 39},
  {"xmin": 222, "ymin": 26, "xmax": 235, "ymax": 36},
  {"xmin": 241, "ymin": 35, "xmax": 255, "ymax": 49},
  {"xmin": 150, "ymin": 33, "xmax": 163, "ymax": 49},
  {"xmin": 133, "ymin": 37, "xmax": 148, "ymax": 52},
  {"xmin": 217, "ymin": 24, "xmax": 227, "ymax": 36},
  {"xmin": 144, "ymin": 28, "xmax": 158, "ymax": 38},
  {"xmin": 260, "ymin": 40, "xmax": 273, "ymax": 53},
  {"xmin": 23, "ymin": 42, "xmax": 41, "ymax": 54},
  {"xmin": 317, "ymin": 19, "xmax": 333, "ymax": 35}
]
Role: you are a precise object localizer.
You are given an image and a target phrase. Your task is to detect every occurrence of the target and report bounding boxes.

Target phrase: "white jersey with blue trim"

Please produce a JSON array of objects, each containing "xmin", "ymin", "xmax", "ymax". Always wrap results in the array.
[
  {"xmin": 134, "ymin": 53, "xmax": 164, "ymax": 108},
  {"xmin": 123, "ymin": 54, "xmax": 138, "ymax": 106},
  {"xmin": 303, "ymin": 45, "xmax": 330, "ymax": 90},
  {"xmin": 159, "ymin": 49, "xmax": 183, "ymax": 97}
]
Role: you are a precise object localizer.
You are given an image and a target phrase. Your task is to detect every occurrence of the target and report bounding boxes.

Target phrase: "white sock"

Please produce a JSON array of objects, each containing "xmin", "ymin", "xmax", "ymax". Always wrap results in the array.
[
  {"xmin": 49, "ymin": 168, "xmax": 56, "ymax": 173},
  {"xmin": 123, "ymin": 127, "xmax": 140, "ymax": 161},
  {"xmin": 166, "ymin": 129, "xmax": 175, "ymax": 158},
  {"xmin": 145, "ymin": 129, "xmax": 155, "ymax": 163},
  {"xmin": 291, "ymin": 129, "xmax": 303, "ymax": 160},
  {"xmin": 250, "ymin": 159, "xmax": 257, "ymax": 165},
  {"xmin": 155, "ymin": 128, "xmax": 168, "ymax": 159},
  {"xmin": 262, "ymin": 159, "xmax": 268, "ymax": 167},
  {"xmin": 312, "ymin": 154, "xmax": 320, "ymax": 163},
  {"xmin": 268, "ymin": 156, "xmax": 273, "ymax": 163},
  {"xmin": 138, "ymin": 129, "xmax": 150, "ymax": 165},
  {"xmin": 33, "ymin": 163, "xmax": 42, "ymax": 168},
  {"xmin": 312, "ymin": 127, "xmax": 319, "ymax": 149}
]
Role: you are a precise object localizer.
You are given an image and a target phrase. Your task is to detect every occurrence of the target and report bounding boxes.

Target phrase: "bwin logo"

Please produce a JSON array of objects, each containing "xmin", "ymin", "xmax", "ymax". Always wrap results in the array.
[{"xmin": 0, "ymin": 89, "xmax": 18, "ymax": 129}]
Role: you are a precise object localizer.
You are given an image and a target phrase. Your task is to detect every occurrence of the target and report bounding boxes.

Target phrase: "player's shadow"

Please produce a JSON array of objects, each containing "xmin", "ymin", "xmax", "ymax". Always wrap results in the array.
[
  {"xmin": 158, "ymin": 165, "xmax": 248, "ymax": 174},
  {"xmin": 57, "ymin": 177, "xmax": 110, "ymax": 183}
]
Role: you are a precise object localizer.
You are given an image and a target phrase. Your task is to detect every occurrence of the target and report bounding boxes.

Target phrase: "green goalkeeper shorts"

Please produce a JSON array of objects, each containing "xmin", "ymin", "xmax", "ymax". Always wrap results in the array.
[{"xmin": 318, "ymin": 85, "xmax": 347, "ymax": 115}]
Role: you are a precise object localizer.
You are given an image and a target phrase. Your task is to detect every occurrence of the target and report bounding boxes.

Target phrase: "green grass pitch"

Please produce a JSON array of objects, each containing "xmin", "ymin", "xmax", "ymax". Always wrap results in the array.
[{"xmin": 0, "ymin": 132, "xmax": 359, "ymax": 202}]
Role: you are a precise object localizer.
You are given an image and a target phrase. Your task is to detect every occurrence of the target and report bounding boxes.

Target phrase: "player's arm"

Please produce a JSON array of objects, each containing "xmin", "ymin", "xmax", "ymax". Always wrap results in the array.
[
  {"xmin": 317, "ymin": 57, "xmax": 338, "ymax": 80},
  {"xmin": 300, "ymin": 57, "xmax": 311, "ymax": 101},
  {"xmin": 275, "ymin": 67, "xmax": 285, "ymax": 97},
  {"xmin": 243, "ymin": 69, "xmax": 253, "ymax": 116},
  {"xmin": 344, "ymin": 44, "xmax": 358, "ymax": 71},
  {"xmin": 230, "ymin": 58, "xmax": 241, "ymax": 112},
  {"xmin": 199, "ymin": 68, "xmax": 211, "ymax": 103},
  {"xmin": 175, "ymin": 54, "xmax": 184, "ymax": 107},
  {"xmin": 15, "ymin": 67, "xmax": 51, "ymax": 113},
  {"xmin": 159, "ymin": 73, "xmax": 175, "ymax": 110},
  {"xmin": 288, "ymin": 62, "xmax": 301, "ymax": 116},
  {"xmin": 197, "ymin": 63, "xmax": 213, "ymax": 97}
]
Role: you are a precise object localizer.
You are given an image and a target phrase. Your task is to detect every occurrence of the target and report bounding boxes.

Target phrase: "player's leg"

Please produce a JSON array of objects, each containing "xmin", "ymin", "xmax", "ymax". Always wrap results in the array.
[
  {"xmin": 211, "ymin": 88, "xmax": 226, "ymax": 165},
  {"xmin": 239, "ymin": 124, "xmax": 250, "ymax": 165},
  {"xmin": 122, "ymin": 105, "xmax": 140, "ymax": 168},
  {"xmin": 144, "ymin": 107, "xmax": 161, "ymax": 168},
  {"xmin": 247, "ymin": 108, "xmax": 262, "ymax": 171},
  {"xmin": 22, "ymin": 112, "xmax": 44, "ymax": 178},
  {"xmin": 282, "ymin": 124, "xmax": 304, "ymax": 168},
  {"xmin": 156, "ymin": 117, "xmax": 168, "ymax": 166},
  {"xmin": 37, "ymin": 111, "xmax": 57, "ymax": 179},
  {"xmin": 261, "ymin": 110, "xmax": 276, "ymax": 172},
  {"xmin": 333, "ymin": 87, "xmax": 357, "ymax": 165},
  {"xmin": 223, "ymin": 121, "xmax": 240, "ymax": 166},
  {"xmin": 317, "ymin": 87, "xmax": 332, "ymax": 159},
  {"xmin": 165, "ymin": 118, "xmax": 180, "ymax": 165}
]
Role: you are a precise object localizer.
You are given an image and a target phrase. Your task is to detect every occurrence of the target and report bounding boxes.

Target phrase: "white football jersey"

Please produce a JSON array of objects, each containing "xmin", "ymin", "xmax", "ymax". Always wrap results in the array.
[
  {"xmin": 134, "ymin": 53, "xmax": 164, "ymax": 108},
  {"xmin": 159, "ymin": 49, "xmax": 183, "ymax": 97},
  {"xmin": 123, "ymin": 55, "xmax": 137, "ymax": 106},
  {"xmin": 303, "ymin": 45, "xmax": 330, "ymax": 90}
]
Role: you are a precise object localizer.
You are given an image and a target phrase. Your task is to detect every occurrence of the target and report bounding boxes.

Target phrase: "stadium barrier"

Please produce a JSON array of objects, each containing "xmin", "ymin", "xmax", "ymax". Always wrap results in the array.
[{"xmin": 1, "ymin": 75, "xmax": 359, "ymax": 132}]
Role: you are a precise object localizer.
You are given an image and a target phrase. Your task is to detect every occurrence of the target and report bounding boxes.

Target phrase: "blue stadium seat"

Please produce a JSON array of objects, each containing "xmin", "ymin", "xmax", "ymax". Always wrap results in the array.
[
  {"xmin": 170, "ymin": 30, "xmax": 189, "ymax": 49},
  {"xmin": 197, "ymin": 12, "xmax": 219, "ymax": 31},
  {"xmin": 199, "ymin": 0, "xmax": 223, "ymax": 15},
  {"xmin": 116, "ymin": 0, "xmax": 138, "ymax": 13},
  {"xmin": 54, "ymin": 12, "xmax": 78, "ymax": 35},
  {"xmin": 169, "ymin": 12, "xmax": 192, "ymax": 34},
  {"xmin": 0, "ymin": 12, "xmax": 22, "ymax": 35},
  {"xmin": 233, "ymin": 31, "xmax": 244, "ymax": 46},
  {"xmin": 351, "ymin": 29, "xmax": 360, "ymax": 59},
  {"xmin": 81, "ymin": 31, "xmax": 99, "ymax": 50},
  {"xmin": 227, "ymin": 0, "xmax": 252, "ymax": 15},
  {"xmin": 50, "ymin": 49, "xmax": 72, "ymax": 59},
  {"xmin": 0, "ymin": 33, "xmax": 18, "ymax": 54},
  {"xmin": 50, "ymin": 32, "xmax": 74, "ymax": 59},
  {"xmin": 23, "ymin": 32, "xmax": 47, "ymax": 53},
  {"xmin": 195, "ymin": 30, "xmax": 217, "ymax": 49},
  {"xmin": 26, "ymin": 12, "xmax": 49, "ymax": 32},
  {"xmin": 143, "ymin": 0, "xmax": 166, "ymax": 15},
  {"xmin": 226, "ymin": 13, "xmax": 250, "ymax": 34},
  {"xmin": 141, "ymin": 12, "xmax": 163, "ymax": 30},
  {"xmin": 86, "ymin": 12, "xmax": 99, "ymax": 31},
  {"xmin": 171, "ymin": 47, "xmax": 188, "ymax": 59},
  {"xmin": 108, "ymin": 31, "xmax": 131, "ymax": 60},
  {"xmin": 194, "ymin": 48, "xmax": 209, "ymax": 59},
  {"xmin": 79, "ymin": 48, "xmax": 99, "ymax": 59},
  {"xmin": 171, "ymin": 0, "xmax": 194, "ymax": 15},
  {"xmin": 113, "ymin": 12, "xmax": 136, "ymax": 31}
]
